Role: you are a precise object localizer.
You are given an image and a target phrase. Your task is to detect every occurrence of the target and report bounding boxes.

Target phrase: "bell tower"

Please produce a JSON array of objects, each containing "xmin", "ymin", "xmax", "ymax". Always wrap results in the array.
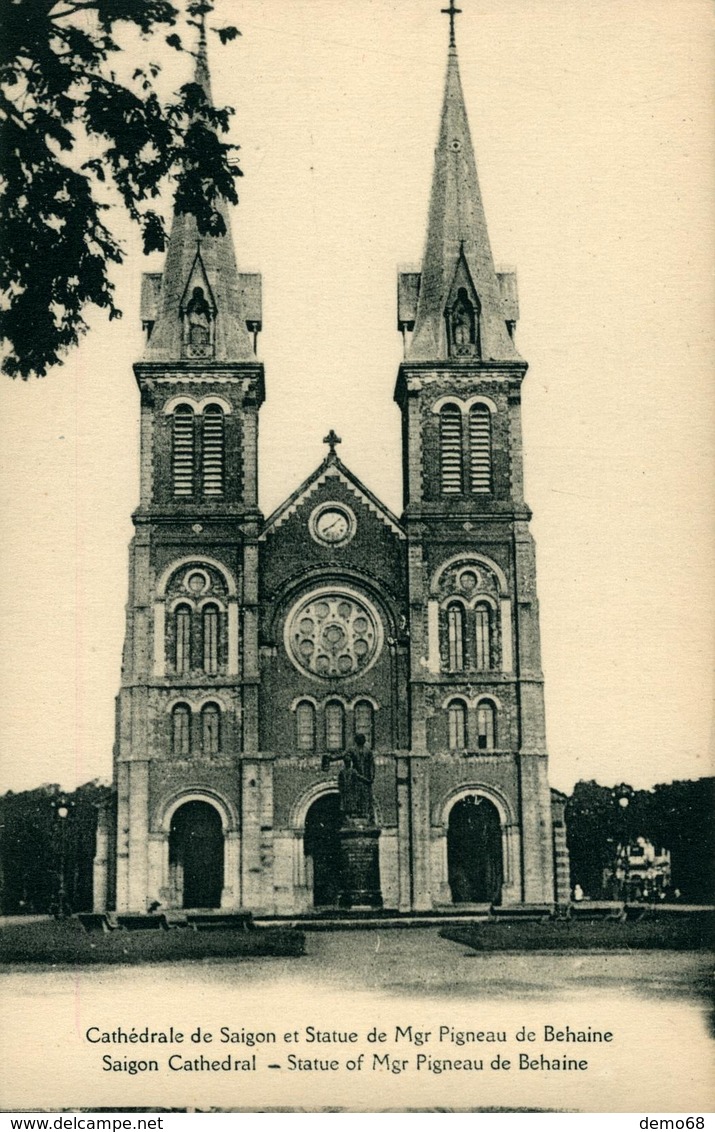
[
  {"xmin": 395, "ymin": 11, "xmax": 563, "ymax": 906},
  {"xmin": 110, "ymin": 22, "xmax": 263, "ymax": 913}
]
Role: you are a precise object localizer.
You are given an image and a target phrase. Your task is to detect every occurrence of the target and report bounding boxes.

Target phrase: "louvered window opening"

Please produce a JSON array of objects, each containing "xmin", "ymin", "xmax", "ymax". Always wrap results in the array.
[
  {"xmin": 172, "ymin": 705, "xmax": 191, "ymax": 757},
  {"xmin": 175, "ymin": 606, "xmax": 192, "ymax": 674},
  {"xmin": 296, "ymin": 702, "xmax": 316, "ymax": 751},
  {"xmin": 447, "ymin": 603, "xmax": 465, "ymax": 671},
  {"xmin": 440, "ymin": 405, "xmax": 463, "ymax": 494},
  {"xmin": 354, "ymin": 701, "xmax": 374, "ymax": 748},
  {"xmin": 325, "ymin": 702, "xmax": 345, "ymax": 752},
  {"xmin": 202, "ymin": 407, "xmax": 224, "ymax": 496},
  {"xmin": 203, "ymin": 605, "xmax": 219, "ymax": 676},
  {"xmin": 173, "ymin": 407, "xmax": 195, "ymax": 496},
  {"xmin": 448, "ymin": 702, "xmax": 467, "ymax": 750},
  {"xmin": 475, "ymin": 604, "xmax": 491, "ymax": 671},
  {"xmin": 202, "ymin": 703, "xmax": 221, "ymax": 755},
  {"xmin": 469, "ymin": 405, "xmax": 492, "ymax": 493},
  {"xmin": 477, "ymin": 702, "xmax": 496, "ymax": 750}
]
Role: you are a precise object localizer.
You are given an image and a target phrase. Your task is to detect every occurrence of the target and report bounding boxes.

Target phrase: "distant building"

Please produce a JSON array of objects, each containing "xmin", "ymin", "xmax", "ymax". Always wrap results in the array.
[
  {"xmin": 605, "ymin": 838, "xmax": 672, "ymax": 901},
  {"xmin": 94, "ymin": 10, "xmax": 569, "ymax": 915}
]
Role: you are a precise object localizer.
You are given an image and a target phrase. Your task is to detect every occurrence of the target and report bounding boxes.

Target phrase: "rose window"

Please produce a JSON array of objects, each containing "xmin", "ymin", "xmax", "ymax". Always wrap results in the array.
[{"xmin": 286, "ymin": 589, "xmax": 382, "ymax": 679}]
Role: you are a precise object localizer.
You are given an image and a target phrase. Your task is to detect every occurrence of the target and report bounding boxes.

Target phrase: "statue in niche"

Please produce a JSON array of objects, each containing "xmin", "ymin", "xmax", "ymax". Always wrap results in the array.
[
  {"xmin": 186, "ymin": 286, "xmax": 212, "ymax": 347},
  {"xmin": 449, "ymin": 287, "xmax": 477, "ymax": 356}
]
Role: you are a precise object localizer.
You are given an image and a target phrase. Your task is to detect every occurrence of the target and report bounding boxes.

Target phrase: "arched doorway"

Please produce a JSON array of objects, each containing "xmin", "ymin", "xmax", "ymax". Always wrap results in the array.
[
  {"xmin": 447, "ymin": 794, "xmax": 503, "ymax": 904},
  {"xmin": 169, "ymin": 801, "xmax": 224, "ymax": 908},
  {"xmin": 304, "ymin": 794, "xmax": 342, "ymax": 908}
]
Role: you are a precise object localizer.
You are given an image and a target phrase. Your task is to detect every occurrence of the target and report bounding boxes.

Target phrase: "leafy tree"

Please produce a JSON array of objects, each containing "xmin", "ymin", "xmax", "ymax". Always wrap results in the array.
[
  {"xmin": 0, "ymin": 0, "xmax": 240, "ymax": 378},
  {"xmin": 565, "ymin": 780, "xmax": 621, "ymax": 898},
  {"xmin": 566, "ymin": 776, "xmax": 714, "ymax": 902},
  {"xmin": 645, "ymin": 778, "xmax": 715, "ymax": 902},
  {"xmin": 0, "ymin": 780, "xmax": 114, "ymax": 913}
]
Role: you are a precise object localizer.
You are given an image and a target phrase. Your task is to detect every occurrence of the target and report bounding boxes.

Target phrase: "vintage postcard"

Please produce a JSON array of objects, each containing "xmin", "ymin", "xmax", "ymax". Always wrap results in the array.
[{"xmin": 0, "ymin": 0, "xmax": 713, "ymax": 1115}]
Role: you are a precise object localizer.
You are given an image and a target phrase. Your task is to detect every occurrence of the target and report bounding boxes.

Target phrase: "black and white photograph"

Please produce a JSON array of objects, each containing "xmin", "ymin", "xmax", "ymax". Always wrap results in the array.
[{"xmin": 0, "ymin": 0, "xmax": 713, "ymax": 1115}]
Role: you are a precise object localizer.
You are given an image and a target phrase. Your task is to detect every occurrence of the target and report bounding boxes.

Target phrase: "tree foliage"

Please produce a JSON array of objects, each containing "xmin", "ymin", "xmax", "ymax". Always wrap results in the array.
[
  {"xmin": 0, "ymin": 0, "xmax": 240, "ymax": 378},
  {"xmin": 0, "ymin": 780, "xmax": 114, "ymax": 913},
  {"xmin": 565, "ymin": 776, "xmax": 714, "ymax": 901}
]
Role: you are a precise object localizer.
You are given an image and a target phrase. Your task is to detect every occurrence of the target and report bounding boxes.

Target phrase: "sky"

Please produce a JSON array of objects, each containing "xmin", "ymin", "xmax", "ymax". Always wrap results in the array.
[{"xmin": 0, "ymin": 0, "xmax": 713, "ymax": 795}]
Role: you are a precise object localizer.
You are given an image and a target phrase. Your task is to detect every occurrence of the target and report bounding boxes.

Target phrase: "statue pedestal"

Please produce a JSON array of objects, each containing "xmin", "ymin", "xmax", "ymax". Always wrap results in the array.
[{"xmin": 338, "ymin": 824, "xmax": 382, "ymax": 910}]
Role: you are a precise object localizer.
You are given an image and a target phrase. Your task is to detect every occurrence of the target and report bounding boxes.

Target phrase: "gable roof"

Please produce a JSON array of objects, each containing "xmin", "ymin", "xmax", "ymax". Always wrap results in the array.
[{"xmin": 260, "ymin": 453, "xmax": 406, "ymax": 540}]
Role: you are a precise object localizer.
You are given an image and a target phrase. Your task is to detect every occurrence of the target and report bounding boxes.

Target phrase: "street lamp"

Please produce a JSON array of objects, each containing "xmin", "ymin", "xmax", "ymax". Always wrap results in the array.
[
  {"xmin": 614, "ymin": 785, "xmax": 634, "ymax": 902},
  {"xmin": 53, "ymin": 797, "xmax": 72, "ymax": 918}
]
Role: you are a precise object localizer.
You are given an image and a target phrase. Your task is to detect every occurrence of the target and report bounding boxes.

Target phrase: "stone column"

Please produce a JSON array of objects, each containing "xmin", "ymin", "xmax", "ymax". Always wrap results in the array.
[
  {"xmin": 518, "ymin": 753, "xmax": 555, "ymax": 904},
  {"xmin": 93, "ymin": 804, "xmax": 110, "ymax": 912},
  {"xmin": 409, "ymin": 753, "xmax": 432, "ymax": 910},
  {"xmin": 126, "ymin": 761, "xmax": 150, "ymax": 912},
  {"xmin": 222, "ymin": 830, "xmax": 241, "ymax": 909},
  {"xmin": 240, "ymin": 756, "xmax": 274, "ymax": 912}
]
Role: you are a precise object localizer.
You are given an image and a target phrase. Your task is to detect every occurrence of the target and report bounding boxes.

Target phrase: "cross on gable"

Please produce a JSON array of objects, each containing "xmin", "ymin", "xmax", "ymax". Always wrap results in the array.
[
  {"xmin": 441, "ymin": 0, "xmax": 462, "ymax": 48},
  {"xmin": 323, "ymin": 429, "xmax": 342, "ymax": 457}
]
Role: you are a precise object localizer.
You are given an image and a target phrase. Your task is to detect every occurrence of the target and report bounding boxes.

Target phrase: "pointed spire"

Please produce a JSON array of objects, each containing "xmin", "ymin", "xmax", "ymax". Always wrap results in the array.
[
  {"xmin": 407, "ymin": 25, "xmax": 520, "ymax": 363},
  {"xmin": 142, "ymin": 13, "xmax": 260, "ymax": 364}
]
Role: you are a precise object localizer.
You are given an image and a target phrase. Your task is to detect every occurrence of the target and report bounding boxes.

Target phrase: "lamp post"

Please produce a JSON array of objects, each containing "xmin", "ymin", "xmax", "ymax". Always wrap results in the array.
[
  {"xmin": 53, "ymin": 797, "xmax": 72, "ymax": 918},
  {"xmin": 614, "ymin": 785, "xmax": 634, "ymax": 902}
]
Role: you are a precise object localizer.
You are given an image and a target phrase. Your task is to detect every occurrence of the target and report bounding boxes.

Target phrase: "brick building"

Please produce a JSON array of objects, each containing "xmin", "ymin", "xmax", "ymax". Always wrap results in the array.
[{"xmin": 94, "ymin": 14, "xmax": 570, "ymax": 915}]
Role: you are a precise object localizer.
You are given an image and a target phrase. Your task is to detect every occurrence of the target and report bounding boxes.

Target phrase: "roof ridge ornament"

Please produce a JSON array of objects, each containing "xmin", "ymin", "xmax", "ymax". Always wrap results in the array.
[
  {"xmin": 323, "ymin": 429, "xmax": 342, "ymax": 460},
  {"xmin": 441, "ymin": 0, "xmax": 462, "ymax": 50}
]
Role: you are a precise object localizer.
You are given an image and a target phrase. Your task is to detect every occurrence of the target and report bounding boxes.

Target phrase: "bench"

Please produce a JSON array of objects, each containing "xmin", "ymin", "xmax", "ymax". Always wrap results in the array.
[
  {"xmin": 186, "ymin": 912, "xmax": 255, "ymax": 932},
  {"xmin": 568, "ymin": 902, "xmax": 624, "ymax": 922},
  {"xmin": 489, "ymin": 904, "xmax": 552, "ymax": 923},
  {"xmin": 622, "ymin": 904, "xmax": 648, "ymax": 923},
  {"xmin": 77, "ymin": 913, "xmax": 116, "ymax": 934},
  {"xmin": 115, "ymin": 913, "xmax": 170, "ymax": 932}
]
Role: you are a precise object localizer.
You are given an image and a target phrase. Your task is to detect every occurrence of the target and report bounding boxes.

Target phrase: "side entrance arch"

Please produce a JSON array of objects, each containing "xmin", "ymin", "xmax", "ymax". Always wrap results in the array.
[
  {"xmin": 169, "ymin": 800, "xmax": 224, "ymax": 908},
  {"xmin": 304, "ymin": 793, "xmax": 342, "ymax": 908},
  {"xmin": 447, "ymin": 794, "xmax": 503, "ymax": 904}
]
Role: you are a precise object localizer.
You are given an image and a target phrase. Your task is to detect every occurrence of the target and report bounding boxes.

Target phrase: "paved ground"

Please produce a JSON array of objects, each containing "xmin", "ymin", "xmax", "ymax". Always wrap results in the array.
[
  {"xmin": 1, "ymin": 929, "xmax": 712, "ymax": 1112},
  {"xmin": 0, "ymin": 923, "xmax": 711, "ymax": 1005}
]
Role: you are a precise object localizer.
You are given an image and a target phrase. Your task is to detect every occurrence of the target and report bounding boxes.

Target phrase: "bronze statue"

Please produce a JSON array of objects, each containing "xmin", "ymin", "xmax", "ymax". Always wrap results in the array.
[{"xmin": 323, "ymin": 733, "xmax": 375, "ymax": 824}]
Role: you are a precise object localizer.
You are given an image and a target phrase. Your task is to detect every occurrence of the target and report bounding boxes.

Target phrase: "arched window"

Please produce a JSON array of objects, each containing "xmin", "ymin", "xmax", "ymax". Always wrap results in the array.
[
  {"xmin": 447, "ymin": 602, "xmax": 465, "ymax": 671},
  {"xmin": 354, "ymin": 700, "xmax": 374, "ymax": 748},
  {"xmin": 172, "ymin": 704, "xmax": 191, "ymax": 756},
  {"xmin": 201, "ymin": 702, "xmax": 221, "ymax": 755},
  {"xmin": 448, "ymin": 701, "xmax": 467, "ymax": 750},
  {"xmin": 296, "ymin": 701, "xmax": 316, "ymax": 752},
  {"xmin": 325, "ymin": 701, "xmax": 345, "ymax": 752},
  {"xmin": 474, "ymin": 603, "xmax": 492, "ymax": 671},
  {"xmin": 202, "ymin": 405, "xmax": 224, "ymax": 496},
  {"xmin": 477, "ymin": 701, "xmax": 496, "ymax": 750},
  {"xmin": 469, "ymin": 404, "xmax": 492, "ymax": 494},
  {"xmin": 440, "ymin": 404, "xmax": 463, "ymax": 494},
  {"xmin": 172, "ymin": 405, "xmax": 195, "ymax": 496},
  {"xmin": 202, "ymin": 604, "xmax": 219, "ymax": 676},
  {"xmin": 175, "ymin": 604, "xmax": 192, "ymax": 674}
]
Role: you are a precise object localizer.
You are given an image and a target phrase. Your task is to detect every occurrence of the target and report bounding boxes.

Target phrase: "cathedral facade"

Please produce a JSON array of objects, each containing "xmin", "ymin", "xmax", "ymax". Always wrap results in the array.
[{"xmin": 94, "ymin": 15, "xmax": 570, "ymax": 916}]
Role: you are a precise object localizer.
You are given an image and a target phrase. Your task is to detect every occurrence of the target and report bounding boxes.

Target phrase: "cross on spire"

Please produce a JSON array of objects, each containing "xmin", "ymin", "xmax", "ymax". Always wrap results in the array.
[
  {"xmin": 323, "ymin": 429, "xmax": 342, "ymax": 457},
  {"xmin": 441, "ymin": 0, "xmax": 462, "ymax": 49}
]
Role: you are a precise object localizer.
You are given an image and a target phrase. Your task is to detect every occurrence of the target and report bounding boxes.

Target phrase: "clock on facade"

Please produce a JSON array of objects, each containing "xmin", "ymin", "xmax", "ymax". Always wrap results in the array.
[{"xmin": 309, "ymin": 502, "xmax": 356, "ymax": 546}]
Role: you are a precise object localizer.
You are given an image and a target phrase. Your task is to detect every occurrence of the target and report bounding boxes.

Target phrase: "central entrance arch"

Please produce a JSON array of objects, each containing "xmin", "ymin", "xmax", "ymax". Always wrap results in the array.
[
  {"xmin": 304, "ymin": 793, "xmax": 342, "ymax": 907},
  {"xmin": 447, "ymin": 794, "xmax": 503, "ymax": 904},
  {"xmin": 169, "ymin": 800, "xmax": 224, "ymax": 908}
]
